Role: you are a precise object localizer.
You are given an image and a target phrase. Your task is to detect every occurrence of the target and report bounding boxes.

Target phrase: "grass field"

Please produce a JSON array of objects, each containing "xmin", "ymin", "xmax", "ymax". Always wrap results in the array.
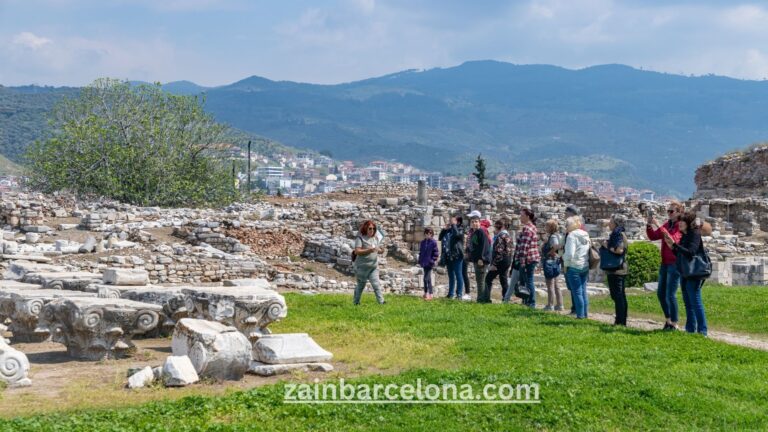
[{"xmin": 2, "ymin": 288, "xmax": 767, "ymax": 431}]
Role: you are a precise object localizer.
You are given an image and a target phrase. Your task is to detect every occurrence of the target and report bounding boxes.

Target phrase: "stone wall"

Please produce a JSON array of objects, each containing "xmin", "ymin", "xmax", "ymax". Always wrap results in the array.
[
  {"xmin": 60, "ymin": 251, "xmax": 273, "ymax": 285},
  {"xmin": 694, "ymin": 145, "xmax": 768, "ymax": 199}
]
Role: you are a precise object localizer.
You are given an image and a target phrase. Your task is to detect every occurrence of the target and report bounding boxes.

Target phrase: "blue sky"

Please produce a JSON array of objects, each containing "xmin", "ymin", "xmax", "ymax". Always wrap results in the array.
[{"xmin": 2, "ymin": 0, "xmax": 768, "ymax": 86}]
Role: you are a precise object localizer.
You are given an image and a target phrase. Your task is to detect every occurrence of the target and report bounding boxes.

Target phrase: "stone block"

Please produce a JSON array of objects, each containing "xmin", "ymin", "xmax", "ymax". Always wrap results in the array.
[
  {"xmin": 171, "ymin": 319, "xmax": 251, "ymax": 381},
  {"xmin": 103, "ymin": 268, "xmax": 149, "ymax": 286},
  {"xmin": 162, "ymin": 355, "xmax": 199, "ymax": 387},
  {"xmin": 252, "ymin": 333, "xmax": 333, "ymax": 365},
  {"xmin": 128, "ymin": 366, "xmax": 155, "ymax": 389}
]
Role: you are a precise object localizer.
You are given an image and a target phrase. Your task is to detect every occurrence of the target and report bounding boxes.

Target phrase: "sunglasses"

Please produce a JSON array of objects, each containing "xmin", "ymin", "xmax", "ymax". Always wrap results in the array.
[{"xmin": 667, "ymin": 210, "xmax": 675, "ymax": 214}]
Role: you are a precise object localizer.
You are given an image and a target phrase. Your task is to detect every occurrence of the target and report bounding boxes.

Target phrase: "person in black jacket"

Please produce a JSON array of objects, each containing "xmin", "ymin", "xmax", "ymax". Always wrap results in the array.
[
  {"xmin": 439, "ymin": 216, "xmax": 465, "ymax": 299},
  {"xmin": 665, "ymin": 211, "xmax": 708, "ymax": 336},
  {"xmin": 486, "ymin": 218, "xmax": 514, "ymax": 303},
  {"xmin": 466, "ymin": 212, "xmax": 492, "ymax": 302}
]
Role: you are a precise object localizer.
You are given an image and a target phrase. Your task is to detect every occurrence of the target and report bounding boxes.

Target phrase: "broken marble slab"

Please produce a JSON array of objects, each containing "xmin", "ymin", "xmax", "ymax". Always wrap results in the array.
[
  {"xmin": 22, "ymin": 271, "xmax": 102, "ymax": 291},
  {"xmin": 1, "ymin": 254, "xmax": 52, "ymax": 263},
  {"xmin": 162, "ymin": 355, "xmax": 199, "ymax": 387},
  {"xmin": 36, "ymin": 297, "xmax": 163, "ymax": 360},
  {"xmin": 252, "ymin": 333, "xmax": 333, "ymax": 365},
  {"xmin": 248, "ymin": 361, "xmax": 333, "ymax": 377},
  {"xmin": 171, "ymin": 318, "xmax": 251, "ymax": 381},
  {"xmin": 0, "ymin": 338, "xmax": 31, "ymax": 387},
  {"xmin": 4, "ymin": 261, "xmax": 66, "ymax": 280},
  {"xmin": 181, "ymin": 285, "xmax": 287, "ymax": 342},
  {"xmin": 127, "ymin": 366, "xmax": 155, "ymax": 389},
  {"xmin": 102, "ymin": 268, "xmax": 149, "ymax": 286},
  {"xmin": 0, "ymin": 280, "xmax": 43, "ymax": 291},
  {"xmin": 0, "ymin": 289, "xmax": 97, "ymax": 342}
]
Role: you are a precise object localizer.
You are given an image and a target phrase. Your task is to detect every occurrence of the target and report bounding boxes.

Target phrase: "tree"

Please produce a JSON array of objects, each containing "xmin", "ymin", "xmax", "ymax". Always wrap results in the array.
[
  {"xmin": 25, "ymin": 78, "xmax": 239, "ymax": 207},
  {"xmin": 473, "ymin": 153, "xmax": 487, "ymax": 189},
  {"xmin": 319, "ymin": 149, "xmax": 333, "ymax": 158}
]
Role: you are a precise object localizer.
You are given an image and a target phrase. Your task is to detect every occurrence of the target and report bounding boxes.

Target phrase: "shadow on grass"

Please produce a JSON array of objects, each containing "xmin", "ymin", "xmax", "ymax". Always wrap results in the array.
[
  {"xmin": 26, "ymin": 350, "xmax": 79, "ymax": 364},
  {"xmin": 597, "ymin": 325, "xmax": 649, "ymax": 336}
]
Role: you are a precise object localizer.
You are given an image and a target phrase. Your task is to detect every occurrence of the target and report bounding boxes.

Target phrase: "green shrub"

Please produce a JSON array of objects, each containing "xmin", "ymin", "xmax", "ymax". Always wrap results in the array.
[{"xmin": 626, "ymin": 241, "xmax": 661, "ymax": 287}]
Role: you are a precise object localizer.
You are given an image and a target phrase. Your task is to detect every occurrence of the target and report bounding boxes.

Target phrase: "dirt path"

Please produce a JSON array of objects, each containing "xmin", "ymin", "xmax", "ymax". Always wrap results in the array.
[{"xmin": 571, "ymin": 310, "xmax": 768, "ymax": 352}]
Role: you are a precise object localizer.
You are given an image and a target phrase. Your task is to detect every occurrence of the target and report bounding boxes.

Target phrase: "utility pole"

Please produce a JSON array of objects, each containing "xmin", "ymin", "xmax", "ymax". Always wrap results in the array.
[{"xmin": 247, "ymin": 140, "xmax": 252, "ymax": 193}]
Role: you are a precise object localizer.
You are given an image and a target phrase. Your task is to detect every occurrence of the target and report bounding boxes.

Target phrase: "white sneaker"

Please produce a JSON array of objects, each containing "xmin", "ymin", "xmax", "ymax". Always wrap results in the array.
[{"xmin": 461, "ymin": 294, "xmax": 471, "ymax": 301}]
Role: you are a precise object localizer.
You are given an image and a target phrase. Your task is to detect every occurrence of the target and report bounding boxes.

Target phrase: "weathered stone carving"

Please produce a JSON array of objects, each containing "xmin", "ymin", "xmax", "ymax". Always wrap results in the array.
[
  {"xmin": 0, "ymin": 339, "xmax": 31, "ymax": 387},
  {"xmin": 89, "ymin": 284, "xmax": 188, "ymax": 333},
  {"xmin": 171, "ymin": 318, "xmax": 251, "ymax": 381},
  {"xmin": 37, "ymin": 297, "xmax": 163, "ymax": 360},
  {"xmin": 0, "ymin": 289, "xmax": 97, "ymax": 342},
  {"xmin": 23, "ymin": 271, "xmax": 102, "ymax": 290},
  {"xmin": 181, "ymin": 285, "xmax": 287, "ymax": 341}
]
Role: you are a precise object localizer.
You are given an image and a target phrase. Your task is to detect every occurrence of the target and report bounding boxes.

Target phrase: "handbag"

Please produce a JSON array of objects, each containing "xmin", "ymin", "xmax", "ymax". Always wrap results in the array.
[
  {"xmin": 588, "ymin": 246, "xmax": 600, "ymax": 270},
  {"xmin": 543, "ymin": 258, "xmax": 561, "ymax": 279},
  {"xmin": 514, "ymin": 265, "xmax": 531, "ymax": 299},
  {"xmin": 679, "ymin": 242, "xmax": 712, "ymax": 280},
  {"xmin": 599, "ymin": 246, "xmax": 625, "ymax": 271}
]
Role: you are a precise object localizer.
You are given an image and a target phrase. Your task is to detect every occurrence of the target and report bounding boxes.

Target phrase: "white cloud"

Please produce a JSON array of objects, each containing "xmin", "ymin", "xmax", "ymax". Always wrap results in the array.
[
  {"xmin": 11, "ymin": 32, "xmax": 52, "ymax": 50},
  {"xmin": 5, "ymin": 0, "xmax": 768, "ymax": 85},
  {"xmin": 1, "ymin": 33, "xmax": 178, "ymax": 85},
  {"xmin": 349, "ymin": 0, "xmax": 375, "ymax": 15}
]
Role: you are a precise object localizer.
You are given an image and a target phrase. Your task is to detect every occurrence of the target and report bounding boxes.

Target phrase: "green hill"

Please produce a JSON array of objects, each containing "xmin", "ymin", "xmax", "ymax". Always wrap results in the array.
[{"xmin": 7, "ymin": 62, "xmax": 768, "ymax": 196}]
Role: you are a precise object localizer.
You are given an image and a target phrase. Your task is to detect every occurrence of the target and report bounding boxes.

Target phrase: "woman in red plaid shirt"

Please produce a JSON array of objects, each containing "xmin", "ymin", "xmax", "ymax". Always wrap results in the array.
[{"xmin": 514, "ymin": 208, "xmax": 541, "ymax": 308}]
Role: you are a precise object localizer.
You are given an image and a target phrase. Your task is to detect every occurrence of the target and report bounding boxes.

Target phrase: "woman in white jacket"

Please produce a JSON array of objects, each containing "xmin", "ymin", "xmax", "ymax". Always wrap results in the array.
[{"xmin": 563, "ymin": 216, "xmax": 591, "ymax": 319}]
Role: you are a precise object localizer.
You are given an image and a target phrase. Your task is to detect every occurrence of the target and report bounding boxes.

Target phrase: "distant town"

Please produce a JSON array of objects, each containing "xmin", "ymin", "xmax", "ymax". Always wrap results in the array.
[{"xmin": 240, "ymin": 149, "xmax": 662, "ymax": 202}]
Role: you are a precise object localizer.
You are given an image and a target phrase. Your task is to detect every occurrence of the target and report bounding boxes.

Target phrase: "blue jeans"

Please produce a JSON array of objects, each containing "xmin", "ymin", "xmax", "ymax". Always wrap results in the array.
[
  {"xmin": 681, "ymin": 278, "xmax": 708, "ymax": 336},
  {"xmin": 523, "ymin": 262, "xmax": 538, "ymax": 307},
  {"xmin": 657, "ymin": 264, "xmax": 681, "ymax": 322},
  {"xmin": 447, "ymin": 258, "xmax": 464, "ymax": 298},
  {"xmin": 566, "ymin": 267, "xmax": 589, "ymax": 318},
  {"xmin": 564, "ymin": 267, "xmax": 575, "ymax": 313}
]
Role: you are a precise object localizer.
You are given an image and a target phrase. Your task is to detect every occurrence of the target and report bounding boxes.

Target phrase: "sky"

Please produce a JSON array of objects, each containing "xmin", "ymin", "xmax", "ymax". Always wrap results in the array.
[{"xmin": 2, "ymin": 0, "xmax": 768, "ymax": 87}]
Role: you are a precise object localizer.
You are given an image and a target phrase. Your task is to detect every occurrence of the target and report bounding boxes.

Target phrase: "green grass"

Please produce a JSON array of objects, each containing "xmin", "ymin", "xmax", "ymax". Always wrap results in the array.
[
  {"xmin": 588, "ymin": 284, "xmax": 768, "ymax": 336},
  {"xmin": 3, "ymin": 293, "xmax": 768, "ymax": 431}
]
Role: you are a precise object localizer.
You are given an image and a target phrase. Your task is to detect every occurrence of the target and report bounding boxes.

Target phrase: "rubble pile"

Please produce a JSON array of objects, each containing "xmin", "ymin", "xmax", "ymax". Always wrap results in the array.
[{"xmin": 224, "ymin": 227, "xmax": 305, "ymax": 258}]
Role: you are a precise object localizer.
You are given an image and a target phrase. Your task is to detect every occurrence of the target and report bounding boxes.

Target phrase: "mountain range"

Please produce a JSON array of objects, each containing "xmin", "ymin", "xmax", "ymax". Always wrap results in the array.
[{"xmin": 4, "ymin": 60, "xmax": 768, "ymax": 196}]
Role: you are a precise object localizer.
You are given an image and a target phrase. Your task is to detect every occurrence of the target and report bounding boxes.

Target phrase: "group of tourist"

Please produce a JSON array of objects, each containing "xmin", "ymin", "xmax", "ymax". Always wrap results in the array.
[{"xmin": 352, "ymin": 201, "xmax": 709, "ymax": 336}]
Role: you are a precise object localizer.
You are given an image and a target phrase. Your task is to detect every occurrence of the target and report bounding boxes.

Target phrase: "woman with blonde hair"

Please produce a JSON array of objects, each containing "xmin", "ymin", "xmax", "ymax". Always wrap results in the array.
[
  {"xmin": 563, "ymin": 216, "xmax": 591, "ymax": 319},
  {"xmin": 647, "ymin": 201, "xmax": 683, "ymax": 330}
]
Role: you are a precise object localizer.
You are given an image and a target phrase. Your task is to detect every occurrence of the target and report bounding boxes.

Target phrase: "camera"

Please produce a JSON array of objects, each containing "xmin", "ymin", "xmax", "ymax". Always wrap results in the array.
[{"xmin": 638, "ymin": 202, "xmax": 654, "ymax": 219}]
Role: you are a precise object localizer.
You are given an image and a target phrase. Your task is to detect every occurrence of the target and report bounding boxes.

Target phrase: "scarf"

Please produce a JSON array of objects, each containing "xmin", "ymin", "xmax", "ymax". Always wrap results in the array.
[{"xmin": 607, "ymin": 226, "xmax": 625, "ymax": 250}]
